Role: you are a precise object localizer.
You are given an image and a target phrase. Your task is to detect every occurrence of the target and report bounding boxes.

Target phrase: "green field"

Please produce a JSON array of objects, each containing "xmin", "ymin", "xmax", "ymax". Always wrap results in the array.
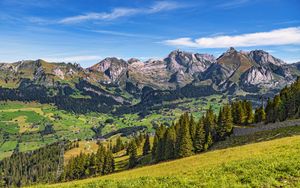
[
  {"xmin": 33, "ymin": 135, "xmax": 300, "ymax": 188},
  {"xmin": 0, "ymin": 97, "xmax": 223, "ymax": 160}
]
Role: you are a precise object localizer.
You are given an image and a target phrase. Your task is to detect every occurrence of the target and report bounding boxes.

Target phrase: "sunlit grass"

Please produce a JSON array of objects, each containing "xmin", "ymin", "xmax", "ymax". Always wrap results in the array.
[{"xmin": 36, "ymin": 135, "xmax": 300, "ymax": 188}]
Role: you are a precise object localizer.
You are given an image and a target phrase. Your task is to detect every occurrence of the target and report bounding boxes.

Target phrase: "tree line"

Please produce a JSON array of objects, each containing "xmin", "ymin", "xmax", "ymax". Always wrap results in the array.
[
  {"xmin": 61, "ymin": 143, "xmax": 115, "ymax": 182},
  {"xmin": 264, "ymin": 77, "xmax": 300, "ymax": 123},
  {"xmin": 0, "ymin": 79, "xmax": 119, "ymax": 114},
  {"xmin": 127, "ymin": 102, "xmax": 256, "ymax": 165},
  {"xmin": 150, "ymin": 105, "xmax": 233, "ymax": 162},
  {"xmin": 0, "ymin": 141, "xmax": 73, "ymax": 187},
  {"xmin": 0, "ymin": 139, "xmax": 117, "ymax": 186}
]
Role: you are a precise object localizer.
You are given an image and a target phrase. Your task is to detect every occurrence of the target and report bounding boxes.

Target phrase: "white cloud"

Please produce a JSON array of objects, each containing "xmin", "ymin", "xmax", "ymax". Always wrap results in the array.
[
  {"xmin": 59, "ymin": 1, "xmax": 182, "ymax": 24},
  {"xmin": 216, "ymin": 0, "xmax": 250, "ymax": 9},
  {"xmin": 59, "ymin": 8, "xmax": 139, "ymax": 24},
  {"xmin": 164, "ymin": 37, "xmax": 199, "ymax": 47},
  {"xmin": 148, "ymin": 1, "xmax": 181, "ymax": 13},
  {"xmin": 88, "ymin": 29, "xmax": 163, "ymax": 39},
  {"xmin": 164, "ymin": 27, "xmax": 300, "ymax": 48},
  {"xmin": 43, "ymin": 55, "xmax": 102, "ymax": 63}
]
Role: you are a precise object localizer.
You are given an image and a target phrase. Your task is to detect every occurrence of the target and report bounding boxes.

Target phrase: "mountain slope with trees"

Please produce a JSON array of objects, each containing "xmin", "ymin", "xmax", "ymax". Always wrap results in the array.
[{"xmin": 38, "ymin": 135, "xmax": 300, "ymax": 188}]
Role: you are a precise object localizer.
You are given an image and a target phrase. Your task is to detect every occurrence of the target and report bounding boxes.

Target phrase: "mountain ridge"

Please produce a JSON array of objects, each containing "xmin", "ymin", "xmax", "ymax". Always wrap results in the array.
[{"xmin": 1, "ymin": 48, "xmax": 299, "ymax": 114}]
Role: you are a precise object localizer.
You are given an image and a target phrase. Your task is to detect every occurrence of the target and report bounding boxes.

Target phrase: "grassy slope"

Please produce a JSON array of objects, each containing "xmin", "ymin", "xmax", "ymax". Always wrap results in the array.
[{"xmin": 34, "ymin": 135, "xmax": 300, "ymax": 188}]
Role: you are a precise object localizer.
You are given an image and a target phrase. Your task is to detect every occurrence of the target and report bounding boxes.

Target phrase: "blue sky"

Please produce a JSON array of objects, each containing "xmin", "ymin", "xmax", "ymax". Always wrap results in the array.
[{"xmin": 0, "ymin": 0, "xmax": 300, "ymax": 67}]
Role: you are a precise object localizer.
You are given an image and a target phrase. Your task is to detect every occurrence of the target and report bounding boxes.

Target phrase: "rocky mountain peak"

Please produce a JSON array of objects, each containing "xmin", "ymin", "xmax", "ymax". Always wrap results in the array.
[
  {"xmin": 128, "ymin": 58, "xmax": 141, "ymax": 64},
  {"xmin": 249, "ymin": 50, "xmax": 285, "ymax": 66},
  {"xmin": 165, "ymin": 50, "xmax": 214, "ymax": 74},
  {"xmin": 217, "ymin": 47, "xmax": 240, "ymax": 61},
  {"xmin": 88, "ymin": 57, "xmax": 128, "ymax": 84},
  {"xmin": 226, "ymin": 47, "xmax": 237, "ymax": 54},
  {"xmin": 89, "ymin": 57, "xmax": 127, "ymax": 71}
]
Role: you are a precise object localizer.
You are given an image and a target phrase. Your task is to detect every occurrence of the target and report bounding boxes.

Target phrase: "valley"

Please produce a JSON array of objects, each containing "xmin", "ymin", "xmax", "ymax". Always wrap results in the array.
[{"xmin": 0, "ymin": 94, "xmax": 223, "ymax": 160}]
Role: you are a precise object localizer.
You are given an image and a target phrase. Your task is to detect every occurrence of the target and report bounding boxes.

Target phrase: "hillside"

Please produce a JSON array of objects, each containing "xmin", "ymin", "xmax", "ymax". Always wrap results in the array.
[{"xmin": 35, "ymin": 135, "xmax": 300, "ymax": 188}]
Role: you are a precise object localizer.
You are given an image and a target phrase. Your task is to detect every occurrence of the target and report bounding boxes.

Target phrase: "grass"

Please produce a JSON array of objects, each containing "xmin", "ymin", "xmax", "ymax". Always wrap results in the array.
[
  {"xmin": 0, "ymin": 141, "xmax": 18, "ymax": 152},
  {"xmin": 0, "ymin": 96, "xmax": 224, "ymax": 161},
  {"xmin": 33, "ymin": 135, "xmax": 300, "ymax": 188},
  {"xmin": 64, "ymin": 141, "xmax": 99, "ymax": 163}
]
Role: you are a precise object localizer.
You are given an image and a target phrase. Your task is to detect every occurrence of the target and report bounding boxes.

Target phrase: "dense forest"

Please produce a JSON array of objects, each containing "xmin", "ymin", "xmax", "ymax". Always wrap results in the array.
[
  {"xmin": 150, "ymin": 105, "xmax": 233, "ymax": 162},
  {"xmin": 265, "ymin": 77, "xmax": 300, "ymax": 123},
  {"xmin": 0, "ymin": 79, "xmax": 120, "ymax": 113},
  {"xmin": 0, "ymin": 141, "xmax": 73, "ymax": 187},
  {"xmin": 61, "ymin": 143, "xmax": 115, "ymax": 182},
  {"xmin": 0, "ymin": 140, "xmax": 115, "ymax": 187}
]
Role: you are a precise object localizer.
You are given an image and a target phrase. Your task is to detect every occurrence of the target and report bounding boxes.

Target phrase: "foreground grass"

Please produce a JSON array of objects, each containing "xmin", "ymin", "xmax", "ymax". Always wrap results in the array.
[{"xmin": 34, "ymin": 135, "xmax": 300, "ymax": 188}]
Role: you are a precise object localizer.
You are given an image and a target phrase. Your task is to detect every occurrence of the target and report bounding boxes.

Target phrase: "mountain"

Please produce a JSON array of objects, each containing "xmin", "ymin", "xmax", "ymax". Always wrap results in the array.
[
  {"xmin": 293, "ymin": 61, "xmax": 300, "ymax": 71},
  {"xmin": 0, "ymin": 48, "xmax": 299, "ymax": 114},
  {"xmin": 199, "ymin": 48, "xmax": 298, "ymax": 94}
]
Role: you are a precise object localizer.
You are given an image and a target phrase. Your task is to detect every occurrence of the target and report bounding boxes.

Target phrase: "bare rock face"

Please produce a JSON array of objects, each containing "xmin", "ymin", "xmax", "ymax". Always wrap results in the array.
[
  {"xmin": 53, "ymin": 68, "xmax": 65, "ymax": 79},
  {"xmin": 127, "ymin": 58, "xmax": 141, "ymax": 64},
  {"xmin": 127, "ymin": 59, "xmax": 173, "ymax": 89},
  {"xmin": 165, "ymin": 50, "xmax": 214, "ymax": 75},
  {"xmin": 249, "ymin": 50, "xmax": 285, "ymax": 66},
  {"xmin": 241, "ymin": 66, "xmax": 274, "ymax": 85},
  {"xmin": 293, "ymin": 61, "xmax": 300, "ymax": 71},
  {"xmin": 89, "ymin": 58, "xmax": 128, "ymax": 84}
]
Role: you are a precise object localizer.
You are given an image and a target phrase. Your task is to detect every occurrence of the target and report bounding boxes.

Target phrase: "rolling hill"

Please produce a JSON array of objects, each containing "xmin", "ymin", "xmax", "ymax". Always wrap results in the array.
[{"xmin": 34, "ymin": 135, "xmax": 300, "ymax": 188}]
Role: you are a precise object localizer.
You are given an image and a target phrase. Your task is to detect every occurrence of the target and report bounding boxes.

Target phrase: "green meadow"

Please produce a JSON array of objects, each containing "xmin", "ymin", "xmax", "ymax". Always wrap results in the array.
[{"xmin": 0, "ymin": 96, "xmax": 223, "ymax": 160}]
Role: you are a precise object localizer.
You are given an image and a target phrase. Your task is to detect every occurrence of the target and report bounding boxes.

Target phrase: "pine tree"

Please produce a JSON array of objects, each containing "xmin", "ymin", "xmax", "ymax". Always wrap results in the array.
[
  {"xmin": 204, "ymin": 106, "xmax": 217, "ymax": 140},
  {"xmin": 236, "ymin": 101, "xmax": 246, "ymax": 125},
  {"xmin": 217, "ymin": 107, "xmax": 225, "ymax": 139},
  {"xmin": 177, "ymin": 113, "xmax": 194, "ymax": 158},
  {"xmin": 151, "ymin": 133, "xmax": 159, "ymax": 159},
  {"xmin": 152, "ymin": 125, "xmax": 166, "ymax": 161},
  {"xmin": 265, "ymin": 98, "xmax": 274, "ymax": 123},
  {"xmin": 217, "ymin": 105, "xmax": 233, "ymax": 139},
  {"xmin": 164, "ymin": 126, "xmax": 177, "ymax": 160},
  {"xmin": 89, "ymin": 153, "xmax": 98, "ymax": 175},
  {"xmin": 156, "ymin": 126, "xmax": 166, "ymax": 161},
  {"xmin": 189, "ymin": 114, "xmax": 196, "ymax": 142},
  {"xmin": 96, "ymin": 143, "xmax": 106, "ymax": 174},
  {"xmin": 193, "ymin": 118, "xmax": 206, "ymax": 153},
  {"xmin": 113, "ymin": 137, "xmax": 124, "ymax": 153},
  {"xmin": 103, "ymin": 150, "xmax": 114, "ymax": 174},
  {"xmin": 223, "ymin": 105, "xmax": 233, "ymax": 133},
  {"xmin": 128, "ymin": 140, "xmax": 138, "ymax": 168},
  {"xmin": 204, "ymin": 131, "xmax": 213, "ymax": 151},
  {"xmin": 273, "ymin": 95, "xmax": 282, "ymax": 122},
  {"xmin": 143, "ymin": 134, "xmax": 151, "ymax": 155},
  {"xmin": 245, "ymin": 101, "xmax": 254, "ymax": 125},
  {"xmin": 254, "ymin": 107, "xmax": 266, "ymax": 123},
  {"xmin": 231, "ymin": 102, "xmax": 238, "ymax": 124}
]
